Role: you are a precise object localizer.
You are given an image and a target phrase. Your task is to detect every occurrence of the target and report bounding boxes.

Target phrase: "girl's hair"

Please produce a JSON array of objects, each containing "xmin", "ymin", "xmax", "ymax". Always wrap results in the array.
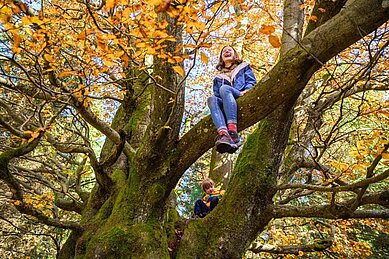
[
  {"xmin": 201, "ymin": 178, "xmax": 215, "ymax": 192},
  {"xmin": 216, "ymin": 45, "xmax": 243, "ymax": 71}
]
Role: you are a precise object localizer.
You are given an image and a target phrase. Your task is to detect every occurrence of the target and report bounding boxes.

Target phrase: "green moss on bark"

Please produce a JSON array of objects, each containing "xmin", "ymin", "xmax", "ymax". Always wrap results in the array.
[
  {"xmin": 78, "ymin": 220, "xmax": 170, "ymax": 258},
  {"xmin": 175, "ymin": 219, "xmax": 209, "ymax": 258}
]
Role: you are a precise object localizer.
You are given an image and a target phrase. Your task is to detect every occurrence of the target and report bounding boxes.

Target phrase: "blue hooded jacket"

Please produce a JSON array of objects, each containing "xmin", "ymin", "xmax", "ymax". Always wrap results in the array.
[{"xmin": 212, "ymin": 61, "xmax": 257, "ymax": 98}]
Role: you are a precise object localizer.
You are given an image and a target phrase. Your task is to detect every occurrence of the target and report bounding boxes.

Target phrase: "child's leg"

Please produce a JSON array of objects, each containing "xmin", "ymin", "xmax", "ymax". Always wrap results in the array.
[
  {"xmin": 208, "ymin": 196, "xmax": 220, "ymax": 211},
  {"xmin": 207, "ymin": 96, "xmax": 227, "ymax": 133},
  {"xmin": 194, "ymin": 199, "xmax": 210, "ymax": 218},
  {"xmin": 219, "ymin": 85, "xmax": 241, "ymax": 127},
  {"xmin": 219, "ymin": 86, "xmax": 242, "ymax": 145},
  {"xmin": 207, "ymin": 94, "xmax": 238, "ymax": 154}
]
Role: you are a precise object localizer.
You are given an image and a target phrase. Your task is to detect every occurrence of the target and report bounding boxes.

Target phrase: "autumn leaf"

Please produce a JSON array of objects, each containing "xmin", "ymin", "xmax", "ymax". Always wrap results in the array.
[
  {"xmin": 31, "ymin": 131, "xmax": 40, "ymax": 139},
  {"xmin": 156, "ymin": 0, "xmax": 171, "ymax": 13},
  {"xmin": 28, "ymin": 130, "xmax": 40, "ymax": 142},
  {"xmin": 21, "ymin": 16, "xmax": 43, "ymax": 25},
  {"xmin": 105, "ymin": 0, "xmax": 116, "ymax": 10},
  {"xmin": 58, "ymin": 71, "xmax": 74, "ymax": 77},
  {"xmin": 21, "ymin": 16, "xmax": 32, "ymax": 25},
  {"xmin": 173, "ymin": 66, "xmax": 185, "ymax": 77},
  {"xmin": 200, "ymin": 52, "xmax": 209, "ymax": 65},
  {"xmin": 309, "ymin": 15, "xmax": 318, "ymax": 22},
  {"xmin": 258, "ymin": 25, "xmax": 275, "ymax": 35},
  {"xmin": 43, "ymin": 53, "xmax": 54, "ymax": 63},
  {"xmin": 268, "ymin": 35, "xmax": 281, "ymax": 48},
  {"xmin": 12, "ymin": 33, "xmax": 22, "ymax": 54}
]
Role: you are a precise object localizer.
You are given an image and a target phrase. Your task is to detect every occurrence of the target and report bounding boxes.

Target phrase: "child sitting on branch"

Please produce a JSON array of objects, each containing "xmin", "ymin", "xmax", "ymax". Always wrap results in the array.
[
  {"xmin": 194, "ymin": 178, "xmax": 225, "ymax": 218},
  {"xmin": 207, "ymin": 45, "xmax": 257, "ymax": 154}
]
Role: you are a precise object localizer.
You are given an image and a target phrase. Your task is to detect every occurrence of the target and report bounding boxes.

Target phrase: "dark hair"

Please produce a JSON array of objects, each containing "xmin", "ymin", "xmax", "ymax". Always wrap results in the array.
[{"xmin": 216, "ymin": 45, "xmax": 243, "ymax": 71}]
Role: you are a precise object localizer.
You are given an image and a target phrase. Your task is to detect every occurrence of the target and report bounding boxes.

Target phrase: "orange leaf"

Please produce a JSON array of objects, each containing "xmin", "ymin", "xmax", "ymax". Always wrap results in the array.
[
  {"xmin": 200, "ymin": 52, "xmax": 209, "ymax": 64},
  {"xmin": 13, "ymin": 33, "xmax": 22, "ymax": 47},
  {"xmin": 105, "ymin": 0, "xmax": 116, "ymax": 10},
  {"xmin": 268, "ymin": 35, "xmax": 281, "ymax": 48},
  {"xmin": 31, "ymin": 131, "xmax": 40, "ymax": 139},
  {"xmin": 12, "ymin": 33, "xmax": 22, "ymax": 53},
  {"xmin": 157, "ymin": 0, "xmax": 171, "ymax": 13},
  {"xmin": 58, "ymin": 71, "xmax": 74, "ymax": 77},
  {"xmin": 173, "ymin": 66, "xmax": 184, "ymax": 77},
  {"xmin": 318, "ymin": 8, "xmax": 326, "ymax": 13},
  {"xmin": 309, "ymin": 15, "xmax": 318, "ymax": 22},
  {"xmin": 258, "ymin": 25, "xmax": 275, "ymax": 35}
]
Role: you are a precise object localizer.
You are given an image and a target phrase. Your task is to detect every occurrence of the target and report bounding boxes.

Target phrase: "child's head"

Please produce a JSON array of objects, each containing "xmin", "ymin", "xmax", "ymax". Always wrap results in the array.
[
  {"xmin": 216, "ymin": 45, "xmax": 242, "ymax": 70},
  {"xmin": 201, "ymin": 178, "xmax": 215, "ymax": 194}
]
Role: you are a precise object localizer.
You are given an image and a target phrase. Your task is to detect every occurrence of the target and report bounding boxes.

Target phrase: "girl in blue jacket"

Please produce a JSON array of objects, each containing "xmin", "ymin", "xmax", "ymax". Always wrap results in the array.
[{"xmin": 207, "ymin": 46, "xmax": 257, "ymax": 153}]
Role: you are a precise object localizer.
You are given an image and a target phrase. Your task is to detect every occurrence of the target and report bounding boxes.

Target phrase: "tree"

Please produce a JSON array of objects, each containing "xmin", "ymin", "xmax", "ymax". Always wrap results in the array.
[{"xmin": 0, "ymin": 0, "xmax": 388, "ymax": 257}]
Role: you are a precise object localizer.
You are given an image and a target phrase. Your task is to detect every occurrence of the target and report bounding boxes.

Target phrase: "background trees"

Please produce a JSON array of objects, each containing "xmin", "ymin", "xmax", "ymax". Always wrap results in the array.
[{"xmin": 0, "ymin": 0, "xmax": 388, "ymax": 257}]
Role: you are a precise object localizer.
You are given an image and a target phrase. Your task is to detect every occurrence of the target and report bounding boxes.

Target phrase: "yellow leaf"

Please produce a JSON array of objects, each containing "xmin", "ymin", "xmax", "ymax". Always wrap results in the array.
[
  {"xmin": 21, "ymin": 16, "xmax": 31, "ymax": 25},
  {"xmin": 268, "ymin": 35, "xmax": 281, "ymax": 48},
  {"xmin": 173, "ymin": 66, "xmax": 184, "ymax": 77},
  {"xmin": 43, "ymin": 53, "xmax": 54, "ymax": 63},
  {"xmin": 200, "ymin": 52, "xmax": 209, "ymax": 64},
  {"xmin": 123, "ymin": 8, "xmax": 132, "ymax": 18},
  {"xmin": 382, "ymin": 152, "xmax": 389, "ymax": 159},
  {"xmin": 148, "ymin": 0, "xmax": 163, "ymax": 5},
  {"xmin": 30, "ymin": 16, "xmax": 43, "ymax": 25}
]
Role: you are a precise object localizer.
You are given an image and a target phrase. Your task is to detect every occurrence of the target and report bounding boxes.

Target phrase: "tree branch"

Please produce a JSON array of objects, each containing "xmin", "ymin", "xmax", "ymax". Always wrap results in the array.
[
  {"xmin": 277, "ymin": 169, "xmax": 389, "ymax": 192},
  {"xmin": 14, "ymin": 202, "xmax": 83, "ymax": 231},
  {"xmin": 54, "ymin": 195, "xmax": 83, "ymax": 214},
  {"xmin": 0, "ymin": 137, "xmax": 42, "ymax": 200},
  {"xmin": 273, "ymin": 203, "xmax": 389, "ymax": 219}
]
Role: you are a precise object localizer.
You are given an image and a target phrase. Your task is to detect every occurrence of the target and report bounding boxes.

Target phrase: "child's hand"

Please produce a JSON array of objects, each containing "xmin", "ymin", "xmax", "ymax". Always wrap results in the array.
[{"xmin": 240, "ymin": 90, "xmax": 248, "ymax": 96}]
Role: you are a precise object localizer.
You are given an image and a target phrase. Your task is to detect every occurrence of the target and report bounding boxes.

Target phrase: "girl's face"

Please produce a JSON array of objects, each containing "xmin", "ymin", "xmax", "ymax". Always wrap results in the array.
[{"xmin": 221, "ymin": 46, "xmax": 235, "ymax": 63}]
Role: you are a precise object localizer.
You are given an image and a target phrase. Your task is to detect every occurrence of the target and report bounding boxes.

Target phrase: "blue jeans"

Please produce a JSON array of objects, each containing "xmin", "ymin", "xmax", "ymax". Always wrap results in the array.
[
  {"xmin": 207, "ymin": 85, "xmax": 241, "ymax": 131},
  {"xmin": 194, "ymin": 196, "xmax": 220, "ymax": 218}
]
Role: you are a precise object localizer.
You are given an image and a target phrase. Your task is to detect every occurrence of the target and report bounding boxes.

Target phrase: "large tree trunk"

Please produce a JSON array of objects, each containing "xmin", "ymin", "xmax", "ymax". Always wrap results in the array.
[{"xmin": 58, "ymin": 0, "xmax": 389, "ymax": 258}]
